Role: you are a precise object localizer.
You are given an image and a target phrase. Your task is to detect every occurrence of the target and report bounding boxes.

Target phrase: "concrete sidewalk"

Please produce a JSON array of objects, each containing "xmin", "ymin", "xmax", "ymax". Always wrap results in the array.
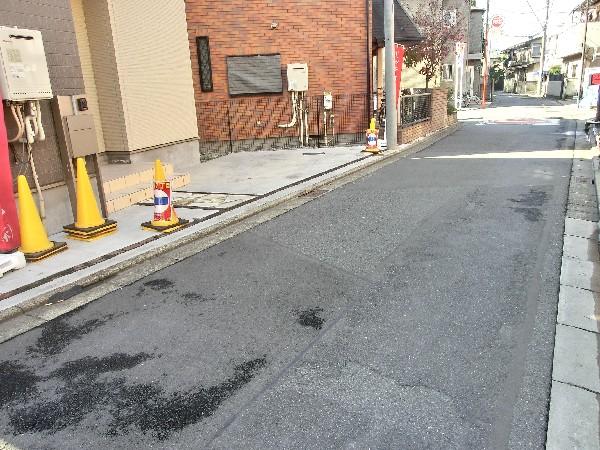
[
  {"xmin": 546, "ymin": 127, "xmax": 600, "ymax": 449},
  {"xmin": 0, "ymin": 125, "xmax": 456, "ymax": 324}
]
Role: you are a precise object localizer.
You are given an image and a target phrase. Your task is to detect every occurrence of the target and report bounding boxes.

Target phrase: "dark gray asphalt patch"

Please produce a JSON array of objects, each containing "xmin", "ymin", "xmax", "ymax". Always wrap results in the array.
[
  {"xmin": 509, "ymin": 188, "xmax": 548, "ymax": 207},
  {"xmin": 511, "ymin": 207, "xmax": 543, "ymax": 222},
  {"xmin": 0, "ymin": 361, "xmax": 41, "ymax": 408},
  {"xmin": 179, "ymin": 292, "xmax": 214, "ymax": 306},
  {"xmin": 49, "ymin": 352, "xmax": 154, "ymax": 381},
  {"xmin": 296, "ymin": 308, "xmax": 325, "ymax": 330},
  {"xmin": 107, "ymin": 357, "xmax": 267, "ymax": 440},
  {"xmin": 26, "ymin": 314, "xmax": 114, "ymax": 356},
  {"xmin": 142, "ymin": 278, "xmax": 174, "ymax": 291},
  {"xmin": 8, "ymin": 352, "xmax": 154, "ymax": 435},
  {"xmin": 6, "ymin": 354, "xmax": 266, "ymax": 441}
]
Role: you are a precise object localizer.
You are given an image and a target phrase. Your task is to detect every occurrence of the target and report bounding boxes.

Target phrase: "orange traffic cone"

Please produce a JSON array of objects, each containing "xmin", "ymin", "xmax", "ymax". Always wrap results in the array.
[
  {"xmin": 142, "ymin": 159, "xmax": 189, "ymax": 233},
  {"xmin": 17, "ymin": 176, "xmax": 67, "ymax": 261},
  {"xmin": 63, "ymin": 158, "xmax": 117, "ymax": 240}
]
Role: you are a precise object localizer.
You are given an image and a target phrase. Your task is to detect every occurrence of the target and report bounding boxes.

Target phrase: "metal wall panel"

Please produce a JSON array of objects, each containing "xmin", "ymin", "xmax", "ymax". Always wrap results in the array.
[{"xmin": 227, "ymin": 54, "xmax": 283, "ymax": 96}]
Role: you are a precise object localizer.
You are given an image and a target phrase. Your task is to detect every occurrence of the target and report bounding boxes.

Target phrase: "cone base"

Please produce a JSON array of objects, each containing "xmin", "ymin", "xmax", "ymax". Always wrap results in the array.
[
  {"xmin": 64, "ymin": 220, "xmax": 117, "ymax": 240},
  {"xmin": 67, "ymin": 227, "xmax": 117, "ymax": 241},
  {"xmin": 142, "ymin": 218, "xmax": 189, "ymax": 234},
  {"xmin": 24, "ymin": 241, "xmax": 68, "ymax": 262},
  {"xmin": 362, "ymin": 147, "xmax": 381, "ymax": 154}
]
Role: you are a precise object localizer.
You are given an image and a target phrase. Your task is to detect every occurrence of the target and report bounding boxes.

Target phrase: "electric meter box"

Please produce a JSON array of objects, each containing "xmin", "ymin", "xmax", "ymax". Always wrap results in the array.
[
  {"xmin": 0, "ymin": 27, "xmax": 53, "ymax": 101},
  {"xmin": 287, "ymin": 63, "xmax": 309, "ymax": 92}
]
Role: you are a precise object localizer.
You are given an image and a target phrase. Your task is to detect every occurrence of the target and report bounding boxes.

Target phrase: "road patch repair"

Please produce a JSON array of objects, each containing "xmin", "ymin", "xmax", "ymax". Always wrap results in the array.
[
  {"xmin": 0, "ymin": 123, "xmax": 458, "ymax": 337},
  {"xmin": 546, "ymin": 128, "xmax": 600, "ymax": 449}
]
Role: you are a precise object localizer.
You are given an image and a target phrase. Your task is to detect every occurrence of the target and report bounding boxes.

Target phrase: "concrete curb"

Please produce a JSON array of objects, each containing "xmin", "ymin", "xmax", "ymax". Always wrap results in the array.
[{"xmin": 0, "ymin": 123, "xmax": 459, "ymax": 327}]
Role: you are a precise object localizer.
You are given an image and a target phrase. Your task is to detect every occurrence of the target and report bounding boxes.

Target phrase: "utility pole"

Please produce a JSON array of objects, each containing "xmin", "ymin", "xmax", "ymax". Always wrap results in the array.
[
  {"xmin": 482, "ymin": 0, "xmax": 490, "ymax": 108},
  {"xmin": 384, "ymin": 0, "xmax": 397, "ymax": 149},
  {"xmin": 578, "ymin": 0, "xmax": 590, "ymax": 108},
  {"xmin": 538, "ymin": 0, "xmax": 550, "ymax": 96}
]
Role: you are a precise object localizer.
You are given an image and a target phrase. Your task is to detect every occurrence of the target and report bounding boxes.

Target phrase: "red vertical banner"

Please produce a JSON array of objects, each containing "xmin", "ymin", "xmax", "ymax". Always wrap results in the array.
[
  {"xmin": 394, "ymin": 44, "xmax": 405, "ymax": 101},
  {"xmin": 0, "ymin": 95, "xmax": 21, "ymax": 252}
]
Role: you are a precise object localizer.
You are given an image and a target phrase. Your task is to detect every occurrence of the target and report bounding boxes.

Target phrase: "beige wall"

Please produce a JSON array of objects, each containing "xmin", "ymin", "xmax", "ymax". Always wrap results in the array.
[
  {"xmin": 110, "ymin": 0, "xmax": 198, "ymax": 151},
  {"xmin": 81, "ymin": 0, "xmax": 129, "ymax": 153},
  {"xmin": 72, "ymin": 0, "xmax": 197, "ymax": 155},
  {"xmin": 70, "ymin": 0, "xmax": 106, "ymax": 153}
]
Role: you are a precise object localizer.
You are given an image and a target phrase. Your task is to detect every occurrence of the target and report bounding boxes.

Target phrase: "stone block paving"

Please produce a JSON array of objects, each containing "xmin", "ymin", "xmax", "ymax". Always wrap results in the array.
[{"xmin": 547, "ymin": 155, "xmax": 600, "ymax": 450}]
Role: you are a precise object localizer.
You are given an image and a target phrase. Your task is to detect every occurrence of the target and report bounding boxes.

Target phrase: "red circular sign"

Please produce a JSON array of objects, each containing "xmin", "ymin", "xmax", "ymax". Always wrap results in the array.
[{"xmin": 492, "ymin": 15, "xmax": 504, "ymax": 28}]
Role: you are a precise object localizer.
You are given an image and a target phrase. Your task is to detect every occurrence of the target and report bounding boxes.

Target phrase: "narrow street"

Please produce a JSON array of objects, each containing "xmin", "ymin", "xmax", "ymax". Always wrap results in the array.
[{"xmin": 0, "ymin": 95, "xmax": 579, "ymax": 449}]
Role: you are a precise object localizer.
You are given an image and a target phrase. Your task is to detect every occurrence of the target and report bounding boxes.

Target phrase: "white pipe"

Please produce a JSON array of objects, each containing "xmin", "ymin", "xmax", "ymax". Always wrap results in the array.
[
  {"xmin": 324, "ymin": 111, "xmax": 328, "ymax": 146},
  {"xmin": 299, "ymin": 93, "xmax": 304, "ymax": 145},
  {"xmin": 29, "ymin": 102, "xmax": 39, "ymax": 139},
  {"xmin": 278, "ymin": 92, "xmax": 298, "ymax": 128},
  {"xmin": 28, "ymin": 144, "xmax": 46, "ymax": 219},
  {"xmin": 8, "ymin": 104, "xmax": 24, "ymax": 143},
  {"xmin": 35, "ymin": 101, "xmax": 45, "ymax": 141},
  {"xmin": 24, "ymin": 115, "xmax": 35, "ymax": 144},
  {"xmin": 303, "ymin": 94, "xmax": 309, "ymax": 145}
]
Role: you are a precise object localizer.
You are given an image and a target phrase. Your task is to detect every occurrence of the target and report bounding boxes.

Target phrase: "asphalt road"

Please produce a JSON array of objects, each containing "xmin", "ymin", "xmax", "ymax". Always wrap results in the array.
[{"xmin": 0, "ymin": 95, "xmax": 577, "ymax": 449}]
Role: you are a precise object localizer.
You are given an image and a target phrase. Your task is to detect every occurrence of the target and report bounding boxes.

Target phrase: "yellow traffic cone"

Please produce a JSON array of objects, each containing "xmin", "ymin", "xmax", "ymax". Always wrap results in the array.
[
  {"xmin": 63, "ymin": 158, "xmax": 117, "ymax": 240},
  {"xmin": 17, "ymin": 175, "xmax": 67, "ymax": 261},
  {"xmin": 142, "ymin": 159, "xmax": 189, "ymax": 233},
  {"xmin": 363, "ymin": 117, "xmax": 381, "ymax": 154}
]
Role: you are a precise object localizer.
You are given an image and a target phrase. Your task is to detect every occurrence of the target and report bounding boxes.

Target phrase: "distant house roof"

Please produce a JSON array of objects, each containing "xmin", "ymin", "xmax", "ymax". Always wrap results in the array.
[
  {"xmin": 372, "ymin": 0, "xmax": 423, "ymax": 47},
  {"xmin": 503, "ymin": 35, "xmax": 542, "ymax": 52}
]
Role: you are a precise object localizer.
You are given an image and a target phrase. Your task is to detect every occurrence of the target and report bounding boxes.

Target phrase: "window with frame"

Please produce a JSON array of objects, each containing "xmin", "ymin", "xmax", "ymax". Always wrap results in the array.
[
  {"xmin": 196, "ymin": 36, "xmax": 213, "ymax": 92},
  {"xmin": 571, "ymin": 63, "xmax": 578, "ymax": 78},
  {"xmin": 442, "ymin": 64, "xmax": 454, "ymax": 81}
]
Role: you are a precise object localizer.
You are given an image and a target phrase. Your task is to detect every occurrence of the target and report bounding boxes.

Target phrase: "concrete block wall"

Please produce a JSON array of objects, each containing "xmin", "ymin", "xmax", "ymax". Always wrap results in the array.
[{"xmin": 1, "ymin": 0, "xmax": 84, "ymax": 187}]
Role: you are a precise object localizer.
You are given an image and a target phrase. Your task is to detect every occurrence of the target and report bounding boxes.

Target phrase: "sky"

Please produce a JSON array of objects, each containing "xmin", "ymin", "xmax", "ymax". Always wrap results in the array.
[{"xmin": 474, "ymin": 0, "xmax": 582, "ymax": 50}]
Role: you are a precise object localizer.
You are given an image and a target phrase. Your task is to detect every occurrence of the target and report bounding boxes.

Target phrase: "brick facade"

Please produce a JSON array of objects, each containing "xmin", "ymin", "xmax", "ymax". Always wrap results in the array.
[
  {"xmin": 1, "ymin": 0, "xmax": 84, "ymax": 187},
  {"xmin": 398, "ymin": 88, "xmax": 452, "ymax": 144},
  {"xmin": 186, "ymin": 0, "xmax": 371, "ymax": 144}
]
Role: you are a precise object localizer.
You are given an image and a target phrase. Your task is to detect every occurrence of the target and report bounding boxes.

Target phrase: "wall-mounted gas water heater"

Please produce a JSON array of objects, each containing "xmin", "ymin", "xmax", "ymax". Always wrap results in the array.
[
  {"xmin": 0, "ymin": 26, "xmax": 52, "ymax": 218},
  {"xmin": 279, "ymin": 63, "xmax": 310, "ymax": 146}
]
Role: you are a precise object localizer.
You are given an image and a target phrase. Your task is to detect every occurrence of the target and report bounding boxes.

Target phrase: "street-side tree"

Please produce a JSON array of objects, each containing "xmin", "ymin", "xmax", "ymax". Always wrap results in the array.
[{"xmin": 404, "ymin": 0, "xmax": 468, "ymax": 88}]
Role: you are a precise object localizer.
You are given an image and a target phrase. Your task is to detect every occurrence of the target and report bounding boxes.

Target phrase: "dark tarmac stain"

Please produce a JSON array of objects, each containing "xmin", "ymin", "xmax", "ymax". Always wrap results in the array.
[
  {"xmin": 509, "ymin": 188, "xmax": 548, "ymax": 207},
  {"xmin": 27, "ymin": 314, "xmax": 114, "ymax": 356},
  {"xmin": 9, "ymin": 352, "xmax": 154, "ymax": 434},
  {"xmin": 107, "ymin": 357, "xmax": 267, "ymax": 440},
  {"xmin": 0, "ymin": 361, "xmax": 41, "ymax": 407},
  {"xmin": 297, "ymin": 308, "xmax": 325, "ymax": 330},
  {"xmin": 50, "ymin": 352, "xmax": 154, "ymax": 381},
  {"xmin": 511, "ymin": 207, "xmax": 542, "ymax": 222},
  {"xmin": 7, "ymin": 355, "xmax": 267, "ymax": 441},
  {"xmin": 136, "ymin": 278, "xmax": 175, "ymax": 297},
  {"xmin": 179, "ymin": 292, "xmax": 214, "ymax": 306}
]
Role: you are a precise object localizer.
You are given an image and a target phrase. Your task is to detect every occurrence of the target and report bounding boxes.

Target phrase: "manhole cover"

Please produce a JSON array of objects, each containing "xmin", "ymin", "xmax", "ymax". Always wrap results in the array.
[{"xmin": 575, "ymin": 176, "xmax": 590, "ymax": 184}]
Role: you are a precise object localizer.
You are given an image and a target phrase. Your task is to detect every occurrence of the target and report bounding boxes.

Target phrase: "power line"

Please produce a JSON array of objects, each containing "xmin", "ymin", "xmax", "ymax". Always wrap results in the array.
[{"xmin": 524, "ymin": 0, "xmax": 544, "ymax": 26}]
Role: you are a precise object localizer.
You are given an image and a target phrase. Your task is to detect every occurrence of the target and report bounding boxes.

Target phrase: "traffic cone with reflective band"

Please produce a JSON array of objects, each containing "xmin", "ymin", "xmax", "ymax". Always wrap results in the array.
[
  {"xmin": 363, "ymin": 118, "xmax": 380, "ymax": 154},
  {"xmin": 63, "ymin": 158, "xmax": 117, "ymax": 240},
  {"xmin": 17, "ymin": 176, "xmax": 67, "ymax": 261},
  {"xmin": 141, "ymin": 159, "xmax": 188, "ymax": 233}
]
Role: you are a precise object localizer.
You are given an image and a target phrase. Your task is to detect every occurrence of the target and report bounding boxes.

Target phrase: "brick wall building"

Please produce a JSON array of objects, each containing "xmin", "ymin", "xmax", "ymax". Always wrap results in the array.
[{"xmin": 186, "ymin": 0, "xmax": 372, "ymax": 152}]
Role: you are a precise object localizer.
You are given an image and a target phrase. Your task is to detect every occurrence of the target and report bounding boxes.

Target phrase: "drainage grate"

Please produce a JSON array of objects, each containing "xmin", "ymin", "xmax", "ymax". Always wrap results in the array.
[{"xmin": 574, "ymin": 176, "xmax": 590, "ymax": 184}]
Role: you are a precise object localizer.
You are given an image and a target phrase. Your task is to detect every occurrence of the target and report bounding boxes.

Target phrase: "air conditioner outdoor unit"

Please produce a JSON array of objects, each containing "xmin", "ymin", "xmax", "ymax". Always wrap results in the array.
[{"xmin": 0, "ymin": 26, "xmax": 53, "ymax": 101}]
